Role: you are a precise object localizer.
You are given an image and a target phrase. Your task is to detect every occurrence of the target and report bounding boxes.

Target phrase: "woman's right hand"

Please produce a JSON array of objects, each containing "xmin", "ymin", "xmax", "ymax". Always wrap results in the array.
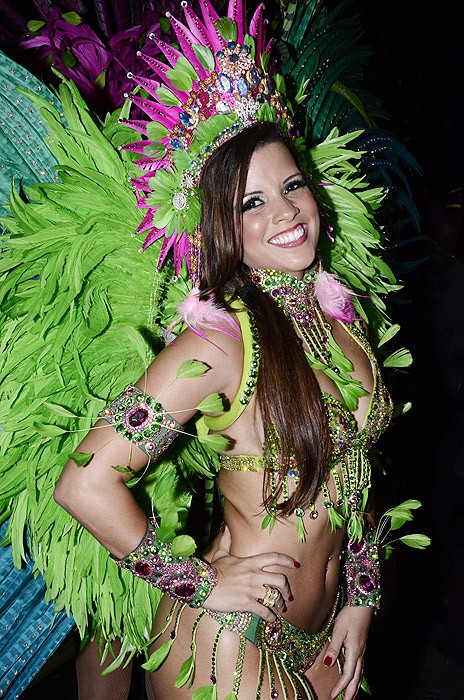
[{"xmin": 204, "ymin": 526, "xmax": 297, "ymax": 621}]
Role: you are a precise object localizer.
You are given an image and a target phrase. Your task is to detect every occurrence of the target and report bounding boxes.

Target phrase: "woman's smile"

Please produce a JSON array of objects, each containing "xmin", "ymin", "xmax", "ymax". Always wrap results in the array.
[
  {"xmin": 241, "ymin": 142, "xmax": 320, "ymax": 278},
  {"xmin": 268, "ymin": 224, "xmax": 308, "ymax": 248}
]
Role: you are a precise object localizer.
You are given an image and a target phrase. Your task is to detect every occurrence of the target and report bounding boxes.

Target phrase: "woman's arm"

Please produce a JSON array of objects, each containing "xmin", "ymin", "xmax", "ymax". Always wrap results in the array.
[
  {"xmin": 54, "ymin": 327, "xmax": 296, "ymax": 620},
  {"xmin": 323, "ymin": 521, "xmax": 380, "ymax": 699}
]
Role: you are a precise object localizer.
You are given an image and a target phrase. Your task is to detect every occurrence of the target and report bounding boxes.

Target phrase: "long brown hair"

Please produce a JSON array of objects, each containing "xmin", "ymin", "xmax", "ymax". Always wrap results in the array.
[{"xmin": 199, "ymin": 122, "xmax": 331, "ymax": 514}]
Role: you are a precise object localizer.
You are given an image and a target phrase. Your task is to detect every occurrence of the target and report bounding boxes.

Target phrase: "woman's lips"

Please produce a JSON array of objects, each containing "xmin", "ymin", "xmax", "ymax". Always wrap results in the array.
[{"xmin": 269, "ymin": 225, "xmax": 307, "ymax": 248}]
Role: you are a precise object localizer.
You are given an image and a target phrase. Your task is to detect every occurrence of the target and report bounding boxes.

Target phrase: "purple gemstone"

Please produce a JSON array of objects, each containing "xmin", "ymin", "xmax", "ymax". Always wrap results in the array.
[
  {"xmin": 128, "ymin": 407, "xmax": 149, "ymax": 427},
  {"xmin": 271, "ymin": 689, "xmax": 279, "ymax": 699},
  {"xmin": 359, "ymin": 574, "xmax": 374, "ymax": 592},
  {"xmin": 134, "ymin": 560, "xmax": 151, "ymax": 577},
  {"xmin": 175, "ymin": 583, "xmax": 196, "ymax": 598},
  {"xmin": 350, "ymin": 540, "xmax": 365, "ymax": 554}
]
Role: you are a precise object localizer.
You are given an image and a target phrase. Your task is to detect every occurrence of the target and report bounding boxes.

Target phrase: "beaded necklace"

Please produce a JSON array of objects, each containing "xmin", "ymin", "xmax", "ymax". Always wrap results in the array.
[{"xmin": 247, "ymin": 266, "xmax": 367, "ymax": 412}]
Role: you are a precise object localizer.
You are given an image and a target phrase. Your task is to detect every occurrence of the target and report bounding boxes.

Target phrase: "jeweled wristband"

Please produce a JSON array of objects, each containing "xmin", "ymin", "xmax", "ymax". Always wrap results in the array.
[
  {"xmin": 99, "ymin": 384, "xmax": 184, "ymax": 459},
  {"xmin": 112, "ymin": 518, "xmax": 218, "ymax": 608},
  {"xmin": 343, "ymin": 526, "xmax": 381, "ymax": 609}
]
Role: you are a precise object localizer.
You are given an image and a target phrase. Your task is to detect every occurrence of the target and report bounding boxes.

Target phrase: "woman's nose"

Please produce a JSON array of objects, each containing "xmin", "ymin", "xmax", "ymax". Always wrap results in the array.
[{"xmin": 272, "ymin": 195, "xmax": 300, "ymax": 223}]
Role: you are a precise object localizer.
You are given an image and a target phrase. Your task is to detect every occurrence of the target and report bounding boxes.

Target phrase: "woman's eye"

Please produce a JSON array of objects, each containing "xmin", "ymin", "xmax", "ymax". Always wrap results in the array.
[
  {"xmin": 284, "ymin": 178, "xmax": 307, "ymax": 194},
  {"xmin": 242, "ymin": 196, "xmax": 263, "ymax": 212}
]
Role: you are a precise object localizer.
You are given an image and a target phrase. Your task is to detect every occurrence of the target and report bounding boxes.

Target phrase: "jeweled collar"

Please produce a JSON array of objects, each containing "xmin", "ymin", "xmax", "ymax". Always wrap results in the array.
[
  {"xmin": 247, "ymin": 264, "xmax": 320, "ymax": 332},
  {"xmin": 247, "ymin": 263, "xmax": 319, "ymax": 295}
]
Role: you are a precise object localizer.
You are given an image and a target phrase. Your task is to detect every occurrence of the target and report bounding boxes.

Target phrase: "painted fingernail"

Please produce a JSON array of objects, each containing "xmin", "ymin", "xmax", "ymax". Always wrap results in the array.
[
  {"xmin": 283, "ymin": 605, "xmax": 287, "ymax": 613},
  {"xmin": 288, "ymin": 594, "xmax": 294, "ymax": 602},
  {"xmin": 323, "ymin": 656, "xmax": 333, "ymax": 667},
  {"xmin": 294, "ymin": 561, "xmax": 301, "ymax": 568},
  {"xmin": 221, "ymin": 524, "xmax": 226, "ymax": 533}
]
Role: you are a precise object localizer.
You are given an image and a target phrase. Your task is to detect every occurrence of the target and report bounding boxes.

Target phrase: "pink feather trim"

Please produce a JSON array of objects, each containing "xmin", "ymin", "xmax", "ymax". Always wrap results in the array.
[
  {"xmin": 165, "ymin": 288, "xmax": 240, "ymax": 345},
  {"xmin": 314, "ymin": 271, "xmax": 356, "ymax": 323}
]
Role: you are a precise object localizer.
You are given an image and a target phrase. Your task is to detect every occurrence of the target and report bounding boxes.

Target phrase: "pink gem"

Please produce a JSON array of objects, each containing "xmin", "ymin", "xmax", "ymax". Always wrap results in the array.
[
  {"xmin": 175, "ymin": 583, "xmax": 196, "ymax": 598},
  {"xmin": 359, "ymin": 574, "xmax": 374, "ymax": 592}
]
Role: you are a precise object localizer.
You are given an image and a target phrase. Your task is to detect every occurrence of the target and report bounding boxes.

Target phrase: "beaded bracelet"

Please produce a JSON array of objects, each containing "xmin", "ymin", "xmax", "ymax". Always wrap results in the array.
[
  {"xmin": 113, "ymin": 518, "xmax": 218, "ymax": 608},
  {"xmin": 99, "ymin": 384, "xmax": 184, "ymax": 460},
  {"xmin": 343, "ymin": 526, "xmax": 380, "ymax": 609}
]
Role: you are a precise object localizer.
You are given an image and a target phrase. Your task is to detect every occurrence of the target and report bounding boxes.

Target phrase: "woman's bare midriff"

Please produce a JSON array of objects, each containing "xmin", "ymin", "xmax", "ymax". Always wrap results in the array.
[{"xmin": 219, "ymin": 468, "xmax": 345, "ymax": 633}]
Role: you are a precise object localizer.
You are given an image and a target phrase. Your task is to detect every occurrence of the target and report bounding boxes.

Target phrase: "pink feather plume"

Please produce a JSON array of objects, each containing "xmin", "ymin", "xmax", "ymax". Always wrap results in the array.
[
  {"xmin": 165, "ymin": 288, "xmax": 240, "ymax": 345},
  {"xmin": 314, "ymin": 271, "xmax": 356, "ymax": 323}
]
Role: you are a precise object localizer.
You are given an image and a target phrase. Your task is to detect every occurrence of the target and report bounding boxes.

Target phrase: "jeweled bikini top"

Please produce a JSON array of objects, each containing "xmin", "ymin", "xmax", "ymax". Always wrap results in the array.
[{"xmin": 197, "ymin": 270, "xmax": 393, "ymax": 540}]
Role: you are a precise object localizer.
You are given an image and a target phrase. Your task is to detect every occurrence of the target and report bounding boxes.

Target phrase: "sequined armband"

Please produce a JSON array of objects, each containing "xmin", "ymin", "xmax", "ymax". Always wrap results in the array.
[
  {"xmin": 112, "ymin": 518, "xmax": 218, "ymax": 608},
  {"xmin": 99, "ymin": 384, "xmax": 184, "ymax": 460},
  {"xmin": 343, "ymin": 526, "xmax": 380, "ymax": 610}
]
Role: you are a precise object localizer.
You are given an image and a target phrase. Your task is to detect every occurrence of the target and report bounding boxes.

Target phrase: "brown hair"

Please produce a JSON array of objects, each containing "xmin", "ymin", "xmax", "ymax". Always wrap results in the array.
[{"xmin": 199, "ymin": 122, "xmax": 331, "ymax": 514}]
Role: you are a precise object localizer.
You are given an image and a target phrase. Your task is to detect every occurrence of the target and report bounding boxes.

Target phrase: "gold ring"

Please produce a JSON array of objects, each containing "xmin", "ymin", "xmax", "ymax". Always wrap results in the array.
[{"xmin": 262, "ymin": 585, "xmax": 279, "ymax": 608}]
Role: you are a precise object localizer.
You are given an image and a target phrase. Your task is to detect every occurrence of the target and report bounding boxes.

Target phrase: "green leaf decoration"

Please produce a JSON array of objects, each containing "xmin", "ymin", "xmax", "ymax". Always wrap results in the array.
[
  {"xmin": 297, "ymin": 516, "xmax": 306, "ymax": 543},
  {"xmin": 156, "ymin": 87, "xmax": 181, "ymax": 106},
  {"xmin": 146, "ymin": 122, "xmax": 170, "ymax": 141},
  {"xmin": 383, "ymin": 544, "xmax": 394, "ymax": 560},
  {"xmin": 243, "ymin": 35, "xmax": 256, "ymax": 60},
  {"xmin": 261, "ymin": 512, "xmax": 276, "ymax": 533},
  {"xmin": 160, "ymin": 509, "xmax": 180, "ymax": 531},
  {"xmin": 399, "ymin": 534, "xmax": 431, "ymax": 549},
  {"xmin": 171, "ymin": 534, "xmax": 196, "ymax": 557},
  {"xmin": 94, "ymin": 69, "xmax": 106, "ymax": 90},
  {"xmin": 392, "ymin": 401, "xmax": 412, "ymax": 418},
  {"xmin": 68, "ymin": 452, "xmax": 94, "ymax": 467},
  {"xmin": 215, "ymin": 17, "xmax": 237, "ymax": 42},
  {"xmin": 192, "ymin": 684, "xmax": 217, "ymax": 700},
  {"xmin": 383, "ymin": 348, "xmax": 413, "ymax": 368},
  {"xmin": 27, "ymin": 19, "xmax": 46, "ymax": 32},
  {"xmin": 197, "ymin": 434, "xmax": 230, "ymax": 452},
  {"xmin": 174, "ymin": 654, "xmax": 195, "ymax": 688},
  {"xmin": 142, "ymin": 640, "xmax": 173, "ymax": 672},
  {"xmin": 32, "ymin": 422, "xmax": 68, "ymax": 437},
  {"xmin": 166, "ymin": 68, "xmax": 194, "ymax": 93},
  {"xmin": 384, "ymin": 499, "xmax": 422, "ymax": 516},
  {"xmin": 195, "ymin": 393, "xmax": 224, "ymax": 414},
  {"xmin": 224, "ymin": 693, "xmax": 238, "ymax": 700},
  {"xmin": 361, "ymin": 675, "xmax": 372, "ymax": 694},
  {"xmin": 111, "ymin": 465, "xmax": 134, "ymax": 475},
  {"xmin": 193, "ymin": 44, "xmax": 215, "ymax": 72},
  {"xmin": 377, "ymin": 323, "xmax": 401, "ymax": 347},
  {"xmin": 62, "ymin": 11, "xmax": 82, "ymax": 25},
  {"xmin": 44, "ymin": 402, "xmax": 79, "ymax": 418},
  {"xmin": 62, "ymin": 49, "xmax": 77, "ymax": 69},
  {"xmin": 145, "ymin": 141, "xmax": 167, "ymax": 159},
  {"xmin": 176, "ymin": 359, "xmax": 209, "ymax": 379}
]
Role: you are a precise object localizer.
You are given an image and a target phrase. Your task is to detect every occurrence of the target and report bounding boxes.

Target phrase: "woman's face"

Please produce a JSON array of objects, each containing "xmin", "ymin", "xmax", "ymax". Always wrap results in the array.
[{"xmin": 240, "ymin": 142, "xmax": 320, "ymax": 279}]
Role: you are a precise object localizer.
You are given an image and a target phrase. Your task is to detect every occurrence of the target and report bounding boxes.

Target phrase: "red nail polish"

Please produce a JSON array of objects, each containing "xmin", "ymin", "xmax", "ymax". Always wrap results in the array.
[
  {"xmin": 323, "ymin": 656, "xmax": 332, "ymax": 667},
  {"xmin": 294, "ymin": 561, "xmax": 301, "ymax": 568},
  {"xmin": 221, "ymin": 523, "xmax": 226, "ymax": 533},
  {"xmin": 283, "ymin": 605, "xmax": 287, "ymax": 612},
  {"xmin": 288, "ymin": 594, "xmax": 294, "ymax": 602}
]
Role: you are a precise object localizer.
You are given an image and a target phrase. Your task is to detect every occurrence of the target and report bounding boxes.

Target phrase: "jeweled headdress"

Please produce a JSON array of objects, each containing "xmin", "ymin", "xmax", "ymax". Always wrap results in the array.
[{"xmin": 122, "ymin": 0, "xmax": 291, "ymax": 282}]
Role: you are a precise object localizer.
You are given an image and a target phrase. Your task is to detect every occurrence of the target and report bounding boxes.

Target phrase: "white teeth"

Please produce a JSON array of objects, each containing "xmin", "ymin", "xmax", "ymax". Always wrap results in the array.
[{"xmin": 270, "ymin": 226, "xmax": 305, "ymax": 245}]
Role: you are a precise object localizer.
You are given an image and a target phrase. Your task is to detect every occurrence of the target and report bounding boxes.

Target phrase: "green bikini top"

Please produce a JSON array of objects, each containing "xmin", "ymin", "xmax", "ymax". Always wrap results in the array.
[{"xmin": 196, "ymin": 301, "xmax": 393, "ymax": 540}]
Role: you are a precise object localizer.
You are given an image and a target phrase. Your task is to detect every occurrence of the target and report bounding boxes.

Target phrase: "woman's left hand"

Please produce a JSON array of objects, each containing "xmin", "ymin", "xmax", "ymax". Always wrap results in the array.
[{"xmin": 323, "ymin": 605, "xmax": 374, "ymax": 700}]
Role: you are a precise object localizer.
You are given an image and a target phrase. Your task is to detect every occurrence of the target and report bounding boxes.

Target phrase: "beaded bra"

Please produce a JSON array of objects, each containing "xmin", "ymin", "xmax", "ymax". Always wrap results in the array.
[{"xmin": 218, "ymin": 269, "xmax": 393, "ymax": 541}]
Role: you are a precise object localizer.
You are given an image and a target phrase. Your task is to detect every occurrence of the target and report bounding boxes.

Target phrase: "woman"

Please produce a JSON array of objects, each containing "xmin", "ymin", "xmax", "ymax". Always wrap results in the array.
[{"xmin": 54, "ymin": 121, "xmax": 390, "ymax": 700}]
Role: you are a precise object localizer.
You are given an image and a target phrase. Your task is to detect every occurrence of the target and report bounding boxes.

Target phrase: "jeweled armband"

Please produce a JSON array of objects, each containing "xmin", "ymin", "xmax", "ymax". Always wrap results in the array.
[
  {"xmin": 99, "ymin": 384, "xmax": 184, "ymax": 460},
  {"xmin": 344, "ymin": 526, "xmax": 380, "ymax": 609},
  {"xmin": 113, "ymin": 518, "xmax": 218, "ymax": 608}
]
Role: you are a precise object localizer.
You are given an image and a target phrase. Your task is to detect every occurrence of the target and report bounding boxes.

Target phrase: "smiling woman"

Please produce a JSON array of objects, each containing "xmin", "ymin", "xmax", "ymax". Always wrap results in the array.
[
  {"xmin": 240, "ymin": 142, "xmax": 319, "ymax": 275},
  {"xmin": 0, "ymin": 1, "xmax": 429, "ymax": 699},
  {"xmin": 54, "ymin": 119, "xmax": 392, "ymax": 700}
]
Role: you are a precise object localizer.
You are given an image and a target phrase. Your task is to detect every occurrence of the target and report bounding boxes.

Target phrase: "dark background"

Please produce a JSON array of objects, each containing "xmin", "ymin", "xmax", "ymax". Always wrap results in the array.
[
  {"xmin": 358, "ymin": 2, "xmax": 464, "ymax": 699},
  {"xmin": 6, "ymin": 0, "xmax": 464, "ymax": 698}
]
